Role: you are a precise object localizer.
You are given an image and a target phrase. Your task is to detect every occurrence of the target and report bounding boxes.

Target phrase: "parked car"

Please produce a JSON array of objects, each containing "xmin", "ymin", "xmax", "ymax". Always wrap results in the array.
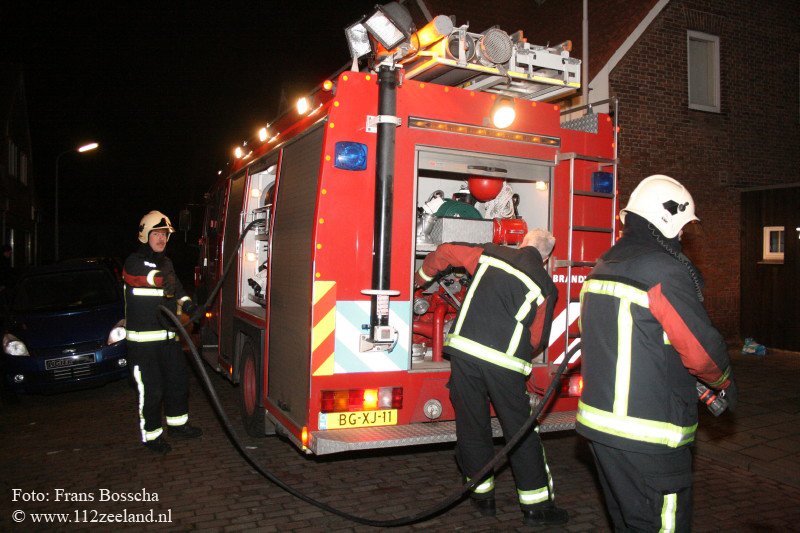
[{"xmin": 1, "ymin": 258, "xmax": 128, "ymax": 394}]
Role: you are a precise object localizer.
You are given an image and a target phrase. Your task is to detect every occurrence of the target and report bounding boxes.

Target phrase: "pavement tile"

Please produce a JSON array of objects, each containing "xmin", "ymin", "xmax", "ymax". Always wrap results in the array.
[{"xmin": 2, "ymin": 347, "xmax": 799, "ymax": 532}]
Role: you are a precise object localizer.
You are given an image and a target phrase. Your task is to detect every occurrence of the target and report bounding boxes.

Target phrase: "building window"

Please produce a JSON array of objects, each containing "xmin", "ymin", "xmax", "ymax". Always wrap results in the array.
[
  {"xmin": 763, "ymin": 226, "xmax": 785, "ymax": 262},
  {"xmin": 687, "ymin": 30, "xmax": 720, "ymax": 112}
]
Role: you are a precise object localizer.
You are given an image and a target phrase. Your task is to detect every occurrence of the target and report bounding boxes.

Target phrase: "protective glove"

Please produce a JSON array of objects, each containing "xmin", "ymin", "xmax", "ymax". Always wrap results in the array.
[
  {"xmin": 721, "ymin": 379, "xmax": 738, "ymax": 413},
  {"xmin": 162, "ymin": 271, "xmax": 177, "ymax": 298},
  {"xmin": 181, "ymin": 299, "xmax": 199, "ymax": 319}
]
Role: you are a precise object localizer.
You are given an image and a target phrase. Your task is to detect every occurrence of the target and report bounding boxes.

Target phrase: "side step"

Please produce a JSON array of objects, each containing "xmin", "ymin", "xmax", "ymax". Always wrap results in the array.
[{"xmin": 309, "ymin": 410, "xmax": 576, "ymax": 455}]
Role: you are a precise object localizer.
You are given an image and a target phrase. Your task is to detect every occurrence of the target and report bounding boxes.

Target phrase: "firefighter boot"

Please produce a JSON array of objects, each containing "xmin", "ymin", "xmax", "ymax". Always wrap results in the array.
[
  {"xmin": 167, "ymin": 424, "xmax": 203, "ymax": 439},
  {"xmin": 144, "ymin": 436, "xmax": 172, "ymax": 455},
  {"xmin": 469, "ymin": 497, "xmax": 496, "ymax": 517},
  {"xmin": 522, "ymin": 505, "xmax": 569, "ymax": 526}
]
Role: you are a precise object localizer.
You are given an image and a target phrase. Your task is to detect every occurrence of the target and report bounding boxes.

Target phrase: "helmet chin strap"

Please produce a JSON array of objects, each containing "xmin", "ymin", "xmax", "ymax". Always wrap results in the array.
[{"xmin": 648, "ymin": 223, "xmax": 705, "ymax": 302}]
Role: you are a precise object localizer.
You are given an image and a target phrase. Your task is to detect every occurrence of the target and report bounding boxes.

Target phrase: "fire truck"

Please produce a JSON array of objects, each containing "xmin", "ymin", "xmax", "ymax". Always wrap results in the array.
[{"xmin": 195, "ymin": 7, "xmax": 617, "ymax": 455}]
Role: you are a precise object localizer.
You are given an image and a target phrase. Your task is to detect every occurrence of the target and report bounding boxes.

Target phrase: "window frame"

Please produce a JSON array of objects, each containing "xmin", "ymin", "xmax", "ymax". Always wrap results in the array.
[
  {"xmin": 762, "ymin": 226, "xmax": 785, "ymax": 262},
  {"xmin": 687, "ymin": 30, "xmax": 721, "ymax": 113}
]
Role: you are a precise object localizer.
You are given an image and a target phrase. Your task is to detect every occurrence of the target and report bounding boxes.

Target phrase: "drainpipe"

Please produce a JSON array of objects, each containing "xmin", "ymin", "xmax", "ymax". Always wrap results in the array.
[{"xmin": 582, "ymin": 0, "xmax": 589, "ymax": 106}]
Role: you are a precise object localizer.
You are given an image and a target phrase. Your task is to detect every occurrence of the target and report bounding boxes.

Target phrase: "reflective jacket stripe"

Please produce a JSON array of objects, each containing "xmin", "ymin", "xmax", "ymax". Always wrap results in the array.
[
  {"xmin": 453, "ymin": 262, "xmax": 488, "ymax": 334},
  {"xmin": 581, "ymin": 278, "xmax": 650, "ymax": 308},
  {"xmin": 446, "ymin": 335, "xmax": 533, "ymax": 375},
  {"xmin": 146, "ymin": 269, "xmax": 160, "ymax": 286},
  {"xmin": 614, "ymin": 300, "xmax": 633, "ymax": 416},
  {"xmin": 127, "ymin": 330, "xmax": 176, "ymax": 342},
  {"xmin": 577, "ymin": 400, "xmax": 696, "ymax": 448},
  {"xmin": 518, "ymin": 486, "xmax": 550, "ymax": 505},
  {"xmin": 131, "ymin": 287, "xmax": 165, "ymax": 297},
  {"xmin": 449, "ymin": 256, "xmax": 542, "ymax": 375},
  {"xmin": 707, "ymin": 366, "xmax": 731, "ymax": 388},
  {"xmin": 417, "ymin": 267, "xmax": 433, "ymax": 282},
  {"xmin": 467, "ymin": 476, "xmax": 495, "ymax": 494}
]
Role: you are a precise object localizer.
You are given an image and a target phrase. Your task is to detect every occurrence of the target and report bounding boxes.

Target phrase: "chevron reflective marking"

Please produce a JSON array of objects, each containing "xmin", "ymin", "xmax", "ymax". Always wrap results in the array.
[
  {"xmin": 548, "ymin": 302, "xmax": 581, "ymax": 346},
  {"xmin": 552, "ymin": 337, "xmax": 582, "ymax": 364},
  {"xmin": 311, "ymin": 281, "xmax": 337, "ymax": 377},
  {"xmin": 334, "ymin": 300, "xmax": 410, "ymax": 373}
]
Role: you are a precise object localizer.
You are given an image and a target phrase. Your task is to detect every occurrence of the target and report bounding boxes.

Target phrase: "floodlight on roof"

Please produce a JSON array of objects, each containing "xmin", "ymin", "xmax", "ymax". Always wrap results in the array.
[
  {"xmin": 363, "ymin": 2, "xmax": 414, "ymax": 51},
  {"xmin": 345, "ymin": 20, "xmax": 372, "ymax": 59}
]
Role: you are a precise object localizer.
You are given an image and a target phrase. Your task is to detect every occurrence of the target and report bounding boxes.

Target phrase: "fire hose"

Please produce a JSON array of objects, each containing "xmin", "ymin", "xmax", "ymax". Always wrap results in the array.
[{"xmin": 157, "ymin": 218, "xmax": 577, "ymax": 527}]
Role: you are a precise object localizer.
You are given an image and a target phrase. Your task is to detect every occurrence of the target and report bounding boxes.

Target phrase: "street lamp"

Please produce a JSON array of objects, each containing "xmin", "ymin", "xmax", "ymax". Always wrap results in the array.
[{"xmin": 55, "ymin": 142, "xmax": 98, "ymax": 261}]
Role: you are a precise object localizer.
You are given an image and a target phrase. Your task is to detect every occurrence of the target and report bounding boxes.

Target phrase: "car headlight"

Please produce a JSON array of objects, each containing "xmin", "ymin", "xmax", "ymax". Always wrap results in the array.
[
  {"xmin": 3, "ymin": 333, "xmax": 29, "ymax": 356},
  {"xmin": 107, "ymin": 319, "xmax": 127, "ymax": 345}
]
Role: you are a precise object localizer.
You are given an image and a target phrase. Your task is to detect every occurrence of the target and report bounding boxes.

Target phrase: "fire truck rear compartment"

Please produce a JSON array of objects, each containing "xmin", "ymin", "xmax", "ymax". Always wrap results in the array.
[{"xmin": 410, "ymin": 148, "xmax": 554, "ymax": 370}]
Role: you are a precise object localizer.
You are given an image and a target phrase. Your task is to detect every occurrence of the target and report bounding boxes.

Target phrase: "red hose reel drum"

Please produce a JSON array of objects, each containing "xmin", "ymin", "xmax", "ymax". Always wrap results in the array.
[{"xmin": 467, "ymin": 176, "xmax": 504, "ymax": 202}]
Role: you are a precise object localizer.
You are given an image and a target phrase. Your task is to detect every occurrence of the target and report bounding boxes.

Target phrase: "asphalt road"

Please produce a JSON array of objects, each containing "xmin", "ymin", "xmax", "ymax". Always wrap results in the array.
[{"xmin": 1, "ymin": 348, "xmax": 798, "ymax": 532}]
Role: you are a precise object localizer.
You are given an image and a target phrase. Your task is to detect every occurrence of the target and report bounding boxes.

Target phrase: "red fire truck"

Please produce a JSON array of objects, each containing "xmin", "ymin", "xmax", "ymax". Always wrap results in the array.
[{"xmin": 195, "ymin": 10, "xmax": 617, "ymax": 455}]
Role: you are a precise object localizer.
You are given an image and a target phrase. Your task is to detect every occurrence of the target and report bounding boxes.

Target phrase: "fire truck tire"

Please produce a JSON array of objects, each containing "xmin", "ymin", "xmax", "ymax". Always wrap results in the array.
[{"xmin": 239, "ymin": 340, "xmax": 266, "ymax": 437}]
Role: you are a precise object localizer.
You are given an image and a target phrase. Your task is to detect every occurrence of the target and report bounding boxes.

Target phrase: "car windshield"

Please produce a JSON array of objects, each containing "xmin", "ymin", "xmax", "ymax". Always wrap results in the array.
[{"xmin": 11, "ymin": 269, "xmax": 120, "ymax": 312}]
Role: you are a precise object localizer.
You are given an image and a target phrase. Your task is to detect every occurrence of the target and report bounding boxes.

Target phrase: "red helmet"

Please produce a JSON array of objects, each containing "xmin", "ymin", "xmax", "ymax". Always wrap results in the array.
[{"xmin": 468, "ymin": 177, "xmax": 503, "ymax": 202}]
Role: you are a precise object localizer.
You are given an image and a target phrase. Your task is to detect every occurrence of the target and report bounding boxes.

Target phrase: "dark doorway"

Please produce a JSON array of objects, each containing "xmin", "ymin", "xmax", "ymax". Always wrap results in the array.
[{"xmin": 740, "ymin": 185, "xmax": 799, "ymax": 351}]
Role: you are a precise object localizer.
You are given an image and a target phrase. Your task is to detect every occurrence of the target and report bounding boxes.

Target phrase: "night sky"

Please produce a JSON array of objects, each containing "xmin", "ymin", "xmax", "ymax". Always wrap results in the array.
[{"xmin": 3, "ymin": 1, "xmax": 380, "ymax": 270}]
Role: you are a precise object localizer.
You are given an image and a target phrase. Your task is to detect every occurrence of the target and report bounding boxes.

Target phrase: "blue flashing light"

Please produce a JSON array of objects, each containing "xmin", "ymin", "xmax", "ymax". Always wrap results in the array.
[
  {"xmin": 334, "ymin": 141, "xmax": 368, "ymax": 171},
  {"xmin": 591, "ymin": 171, "xmax": 614, "ymax": 194}
]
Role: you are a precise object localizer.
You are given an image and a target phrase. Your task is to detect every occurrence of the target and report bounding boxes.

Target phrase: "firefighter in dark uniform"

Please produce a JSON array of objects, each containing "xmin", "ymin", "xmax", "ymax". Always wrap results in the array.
[
  {"xmin": 577, "ymin": 175, "xmax": 738, "ymax": 531},
  {"xmin": 415, "ymin": 228, "xmax": 569, "ymax": 527},
  {"xmin": 124, "ymin": 211, "xmax": 202, "ymax": 454}
]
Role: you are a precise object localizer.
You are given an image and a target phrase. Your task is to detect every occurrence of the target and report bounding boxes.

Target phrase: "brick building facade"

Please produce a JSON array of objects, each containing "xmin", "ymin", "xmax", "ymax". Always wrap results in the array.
[{"xmin": 425, "ymin": 0, "xmax": 799, "ymax": 340}]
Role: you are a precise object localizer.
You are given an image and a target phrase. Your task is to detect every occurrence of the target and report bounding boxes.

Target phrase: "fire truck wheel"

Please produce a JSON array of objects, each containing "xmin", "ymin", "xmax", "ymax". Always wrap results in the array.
[{"xmin": 238, "ymin": 340, "xmax": 266, "ymax": 438}]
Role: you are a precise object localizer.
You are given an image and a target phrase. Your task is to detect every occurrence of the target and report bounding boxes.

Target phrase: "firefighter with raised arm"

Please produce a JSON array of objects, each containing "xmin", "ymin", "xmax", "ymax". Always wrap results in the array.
[
  {"xmin": 415, "ymin": 228, "xmax": 569, "ymax": 527},
  {"xmin": 577, "ymin": 175, "xmax": 737, "ymax": 531},
  {"xmin": 123, "ymin": 211, "xmax": 202, "ymax": 454}
]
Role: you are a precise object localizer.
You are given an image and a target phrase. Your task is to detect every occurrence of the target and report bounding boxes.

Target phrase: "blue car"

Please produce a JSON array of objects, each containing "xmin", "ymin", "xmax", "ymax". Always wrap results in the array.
[{"xmin": 1, "ymin": 259, "xmax": 128, "ymax": 394}]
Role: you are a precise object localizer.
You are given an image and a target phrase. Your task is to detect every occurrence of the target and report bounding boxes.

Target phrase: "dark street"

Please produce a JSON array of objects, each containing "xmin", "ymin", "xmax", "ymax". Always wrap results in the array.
[{"xmin": 1, "ymin": 347, "xmax": 798, "ymax": 531}]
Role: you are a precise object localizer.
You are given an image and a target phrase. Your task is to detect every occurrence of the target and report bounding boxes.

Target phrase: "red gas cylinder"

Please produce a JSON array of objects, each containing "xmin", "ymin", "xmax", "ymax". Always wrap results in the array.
[
  {"xmin": 493, "ymin": 218, "xmax": 528, "ymax": 245},
  {"xmin": 468, "ymin": 176, "xmax": 504, "ymax": 202}
]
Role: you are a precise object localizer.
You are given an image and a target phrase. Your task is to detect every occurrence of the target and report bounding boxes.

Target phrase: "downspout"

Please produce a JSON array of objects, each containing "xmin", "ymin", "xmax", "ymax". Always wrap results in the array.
[{"xmin": 582, "ymin": 0, "xmax": 589, "ymax": 106}]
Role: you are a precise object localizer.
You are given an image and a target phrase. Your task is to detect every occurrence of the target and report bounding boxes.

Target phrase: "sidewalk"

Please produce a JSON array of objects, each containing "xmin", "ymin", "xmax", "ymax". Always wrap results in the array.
[{"xmin": 694, "ymin": 347, "xmax": 800, "ymax": 489}]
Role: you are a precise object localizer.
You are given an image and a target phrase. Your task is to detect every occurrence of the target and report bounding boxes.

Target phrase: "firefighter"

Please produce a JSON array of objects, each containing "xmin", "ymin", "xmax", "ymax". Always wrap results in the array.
[
  {"xmin": 415, "ymin": 228, "xmax": 569, "ymax": 527},
  {"xmin": 123, "ymin": 210, "xmax": 202, "ymax": 454},
  {"xmin": 577, "ymin": 175, "xmax": 738, "ymax": 531}
]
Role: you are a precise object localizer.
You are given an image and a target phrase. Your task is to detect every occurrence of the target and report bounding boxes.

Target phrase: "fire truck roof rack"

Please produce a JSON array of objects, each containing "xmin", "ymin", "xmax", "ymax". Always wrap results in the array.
[{"xmin": 401, "ymin": 29, "xmax": 581, "ymax": 102}]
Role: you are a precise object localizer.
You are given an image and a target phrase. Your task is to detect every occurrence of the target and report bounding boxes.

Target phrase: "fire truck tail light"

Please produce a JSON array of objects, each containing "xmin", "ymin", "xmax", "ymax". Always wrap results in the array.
[
  {"xmin": 321, "ymin": 387, "xmax": 403, "ymax": 412},
  {"xmin": 561, "ymin": 374, "xmax": 583, "ymax": 397},
  {"xmin": 334, "ymin": 141, "xmax": 368, "ymax": 171},
  {"xmin": 363, "ymin": 389, "xmax": 379, "ymax": 410}
]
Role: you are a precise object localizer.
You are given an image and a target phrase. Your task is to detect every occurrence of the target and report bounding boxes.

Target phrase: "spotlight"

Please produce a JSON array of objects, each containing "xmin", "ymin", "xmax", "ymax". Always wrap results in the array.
[{"xmin": 491, "ymin": 98, "xmax": 516, "ymax": 129}]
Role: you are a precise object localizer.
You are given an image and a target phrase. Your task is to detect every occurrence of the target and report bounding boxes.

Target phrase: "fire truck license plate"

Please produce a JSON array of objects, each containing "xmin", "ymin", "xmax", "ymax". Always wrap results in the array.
[{"xmin": 320, "ymin": 409, "xmax": 398, "ymax": 430}]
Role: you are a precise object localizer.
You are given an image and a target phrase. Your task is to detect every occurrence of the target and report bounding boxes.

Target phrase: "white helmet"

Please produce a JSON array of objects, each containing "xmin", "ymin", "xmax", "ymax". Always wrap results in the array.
[
  {"xmin": 620, "ymin": 175, "xmax": 699, "ymax": 238},
  {"xmin": 138, "ymin": 210, "xmax": 175, "ymax": 243}
]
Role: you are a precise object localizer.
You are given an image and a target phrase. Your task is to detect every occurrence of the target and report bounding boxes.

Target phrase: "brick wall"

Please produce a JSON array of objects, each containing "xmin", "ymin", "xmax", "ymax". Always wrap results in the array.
[{"xmin": 609, "ymin": 0, "xmax": 800, "ymax": 339}]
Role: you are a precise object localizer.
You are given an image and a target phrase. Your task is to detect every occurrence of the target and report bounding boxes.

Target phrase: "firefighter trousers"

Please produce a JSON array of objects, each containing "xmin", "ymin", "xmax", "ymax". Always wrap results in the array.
[
  {"xmin": 129, "ymin": 339, "xmax": 189, "ymax": 442},
  {"xmin": 448, "ymin": 354, "xmax": 553, "ymax": 510},
  {"xmin": 589, "ymin": 441, "xmax": 692, "ymax": 532}
]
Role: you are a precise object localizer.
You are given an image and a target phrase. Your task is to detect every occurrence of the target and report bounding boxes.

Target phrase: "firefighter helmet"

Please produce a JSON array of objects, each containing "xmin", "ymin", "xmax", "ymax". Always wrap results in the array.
[
  {"xmin": 138, "ymin": 210, "xmax": 175, "ymax": 243},
  {"xmin": 620, "ymin": 175, "xmax": 699, "ymax": 238}
]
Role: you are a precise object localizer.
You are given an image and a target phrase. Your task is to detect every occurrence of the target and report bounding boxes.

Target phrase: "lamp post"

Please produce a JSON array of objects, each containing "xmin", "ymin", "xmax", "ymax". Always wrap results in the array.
[{"xmin": 55, "ymin": 142, "xmax": 98, "ymax": 262}]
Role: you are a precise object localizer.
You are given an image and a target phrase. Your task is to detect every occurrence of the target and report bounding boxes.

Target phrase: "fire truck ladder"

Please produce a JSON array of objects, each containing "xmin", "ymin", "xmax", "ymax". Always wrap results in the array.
[{"xmin": 553, "ymin": 99, "xmax": 619, "ymax": 367}]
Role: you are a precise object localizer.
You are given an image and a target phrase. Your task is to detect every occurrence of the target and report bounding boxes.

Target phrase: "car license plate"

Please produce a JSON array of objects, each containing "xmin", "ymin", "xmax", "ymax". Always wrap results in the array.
[
  {"xmin": 45, "ymin": 353, "xmax": 95, "ymax": 370},
  {"xmin": 319, "ymin": 409, "xmax": 398, "ymax": 430}
]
